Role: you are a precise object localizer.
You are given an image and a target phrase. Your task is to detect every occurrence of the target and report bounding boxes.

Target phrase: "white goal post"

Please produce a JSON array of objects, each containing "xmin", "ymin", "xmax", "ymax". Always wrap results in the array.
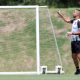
[{"xmin": 0, "ymin": 6, "xmax": 40, "ymax": 75}]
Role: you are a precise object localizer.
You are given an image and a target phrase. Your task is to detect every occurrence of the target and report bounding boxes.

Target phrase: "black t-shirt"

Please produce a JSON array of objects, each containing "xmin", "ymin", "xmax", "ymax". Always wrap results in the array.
[
  {"xmin": 70, "ymin": 19, "xmax": 75, "ymax": 24},
  {"xmin": 77, "ymin": 20, "xmax": 80, "ymax": 28}
]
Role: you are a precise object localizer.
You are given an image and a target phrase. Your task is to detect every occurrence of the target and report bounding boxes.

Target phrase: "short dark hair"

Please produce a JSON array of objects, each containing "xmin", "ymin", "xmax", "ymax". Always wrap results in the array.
[{"xmin": 76, "ymin": 9, "xmax": 80, "ymax": 11}]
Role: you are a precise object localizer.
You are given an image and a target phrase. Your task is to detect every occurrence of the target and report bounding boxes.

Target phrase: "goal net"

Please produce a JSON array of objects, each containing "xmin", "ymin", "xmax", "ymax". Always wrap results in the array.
[
  {"xmin": 40, "ymin": 6, "xmax": 63, "ymax": 74},
  {"xmin": 0, "ymin": 6, "xmax": 40, "ymax": 75},
  {"xmin": 0, "ymin": 6, "xmax": 63, "ymax": 75}
]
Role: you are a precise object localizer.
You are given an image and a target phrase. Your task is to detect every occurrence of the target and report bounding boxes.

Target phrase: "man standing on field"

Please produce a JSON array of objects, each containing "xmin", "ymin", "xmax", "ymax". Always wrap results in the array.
[{"xmin": 57, "ymin": 9, "xmax": 80, "ymax": 75}]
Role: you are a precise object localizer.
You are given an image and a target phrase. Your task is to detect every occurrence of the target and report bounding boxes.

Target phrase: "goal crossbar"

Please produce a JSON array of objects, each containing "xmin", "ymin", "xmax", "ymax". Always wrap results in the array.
[{"xmin": 0, "ymin": 6, "xmax": 39, "ymax": 8}]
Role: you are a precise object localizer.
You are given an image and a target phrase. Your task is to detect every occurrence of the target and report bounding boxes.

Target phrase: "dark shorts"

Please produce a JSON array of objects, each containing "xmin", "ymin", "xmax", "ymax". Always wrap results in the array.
[{"xmin": 71, "ymin": 41, "xmax": 80, "ymax": 54}]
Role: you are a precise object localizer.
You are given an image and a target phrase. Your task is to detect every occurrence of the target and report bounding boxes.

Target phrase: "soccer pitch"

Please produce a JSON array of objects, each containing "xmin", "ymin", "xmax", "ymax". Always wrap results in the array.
[{"xmin": 0, "ymin": 74, "xmax": 80, "ymax": 80}]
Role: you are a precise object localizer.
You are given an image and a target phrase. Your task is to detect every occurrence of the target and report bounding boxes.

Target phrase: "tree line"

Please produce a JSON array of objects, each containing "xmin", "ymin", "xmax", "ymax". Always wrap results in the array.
[{"xmin": 0, "ymin": 0, "xmax": 79, "ymax": 7}]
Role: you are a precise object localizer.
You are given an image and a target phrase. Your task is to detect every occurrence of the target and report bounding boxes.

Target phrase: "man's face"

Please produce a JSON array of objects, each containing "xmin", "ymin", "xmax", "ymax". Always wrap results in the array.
[{"xmin": 73, "ymin": 10, "xmax": 80, "ymax": 18}]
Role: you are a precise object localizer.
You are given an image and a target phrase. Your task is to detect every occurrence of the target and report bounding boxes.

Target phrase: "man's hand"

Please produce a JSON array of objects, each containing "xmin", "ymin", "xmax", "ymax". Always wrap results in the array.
[
  {"xmin": 67, "ymin": 32, "xmax": 72, "ymax": 36},
  {"xmin": 57, "ymin": 11, "xmax": 60, "ymax": 14},
  {"xmin": 57, "ymin": 11, "xmax": 62, "ymax": 18}
]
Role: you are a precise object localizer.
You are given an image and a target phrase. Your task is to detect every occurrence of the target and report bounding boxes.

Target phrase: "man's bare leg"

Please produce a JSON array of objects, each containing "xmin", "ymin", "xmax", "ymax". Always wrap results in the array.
[
  {"xmin": 72, "ymin": 53, "xmax": 80, "ymax": 74},
  {"xmin": 77, "ymin": 53, "xmax": 80, "ymax": 61}
]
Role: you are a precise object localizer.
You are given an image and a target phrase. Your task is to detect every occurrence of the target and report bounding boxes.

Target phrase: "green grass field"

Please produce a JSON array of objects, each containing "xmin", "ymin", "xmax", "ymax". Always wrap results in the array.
[{"xmin": 0, "ymin": 74, "xmax": 80, "ymax": 80}]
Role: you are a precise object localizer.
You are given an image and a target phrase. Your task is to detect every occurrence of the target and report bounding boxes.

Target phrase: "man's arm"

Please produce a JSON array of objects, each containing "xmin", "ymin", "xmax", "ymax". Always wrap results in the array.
[
  {"xmin": 67, "ymin": 32, "xmax": 80, "ymax": 36},
  {"xmin": 57, "ymin": 11, "xmax": 71, "ymax": 23}
]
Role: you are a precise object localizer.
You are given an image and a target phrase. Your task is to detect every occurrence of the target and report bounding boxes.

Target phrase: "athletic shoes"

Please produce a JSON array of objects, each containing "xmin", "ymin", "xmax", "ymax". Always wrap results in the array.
[{"xmin": 75, "ymin": 69, "xmax": 80, "ymax": 75}]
